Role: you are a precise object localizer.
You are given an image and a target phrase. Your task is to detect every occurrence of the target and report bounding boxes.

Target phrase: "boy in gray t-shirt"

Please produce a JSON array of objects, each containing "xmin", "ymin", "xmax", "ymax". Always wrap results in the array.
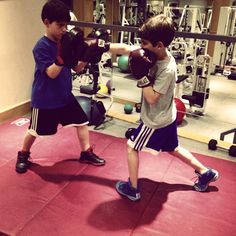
[{"xmin": 109, "ymin": 14, "xmax": 219, "ymax": 201}]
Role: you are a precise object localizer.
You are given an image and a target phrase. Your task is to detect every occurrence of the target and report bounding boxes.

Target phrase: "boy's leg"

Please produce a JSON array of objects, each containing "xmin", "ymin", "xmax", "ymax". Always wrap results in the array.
[
  {"xmin": 169, "ymin": 146, "xmax": 208, "ymax": 174},
  {"xmin": 77, "ymin": 125, "xmax": 106, "ymax": 166},
  {"xmin": 127, "ymin": 146, "xmax": 139, "ymax": 188},
  {"xmin": 60, "ymin": 100, "xmax": 105, "ymax": 166},
  {"xmin": 169, "ymin": 147, "xmax": 219, "ymax": 192},
  {"xmin": 76, "ymin": 125, "xmax": 90, "ymax": 151},
  {"xmin": 115, "ymin": 145, "xmax": 141, "ymax": 201},
  {"xmin": 16, "ymin": 131, "xmax": 36, "ymax": 173},
  {"xmin": 160, "ymin": 120, "xmax": 219, "ymax": 192},
  {"xmin": 16, "ymin": 107, "xmax": 58, "ymax": 173},
  {"xmin": 22, "ymin": 131, "xmax": 36, "ymax": 152}
]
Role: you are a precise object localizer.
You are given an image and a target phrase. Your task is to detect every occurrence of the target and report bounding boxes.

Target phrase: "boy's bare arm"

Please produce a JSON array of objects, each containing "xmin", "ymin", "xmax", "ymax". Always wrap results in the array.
[
  {"xmin": 46, "ymin": 64, "xmax": 63, "ymax": 79},
  {"xmin": 109, "ymin": 43, "xmax": 140, "ymax": 55}
]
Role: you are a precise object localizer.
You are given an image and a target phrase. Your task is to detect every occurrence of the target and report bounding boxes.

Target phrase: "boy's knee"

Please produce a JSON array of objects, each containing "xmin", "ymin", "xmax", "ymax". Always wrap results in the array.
[{"xmin": 127, "ymin": 145, "xmax": 137, "ymax": 154}]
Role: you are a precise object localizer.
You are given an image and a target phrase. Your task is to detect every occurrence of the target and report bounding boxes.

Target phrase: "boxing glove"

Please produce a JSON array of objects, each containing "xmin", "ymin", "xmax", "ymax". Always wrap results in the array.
[
  {"xmin": 87, "ymin": 28, "xmax": 110, "ymax": 42},
  {"xmin": 56, "ymin": 27, "xmax": 84, "ymax": 67},
  {"xmin": 80, "ymin": 38, "xmax": 110, "ymax": 64},
  {"xmin": 129, "ymin": 49, "xmax": 156, "ymax": 88}
]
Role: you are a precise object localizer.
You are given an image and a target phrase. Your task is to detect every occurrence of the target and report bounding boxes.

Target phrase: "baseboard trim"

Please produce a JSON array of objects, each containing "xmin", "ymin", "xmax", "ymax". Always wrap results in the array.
[{"xmin": 0, "ymin": 102, "xmax": 31, "ymax": 123}]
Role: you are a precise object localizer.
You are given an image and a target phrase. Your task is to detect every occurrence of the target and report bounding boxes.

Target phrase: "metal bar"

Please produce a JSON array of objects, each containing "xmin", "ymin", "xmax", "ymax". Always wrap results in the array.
[
  {"xmin": 71, "ymin": 21, "xmax": 236, "ymax": 43},
  {"xmin": 220, "ymin": 128, "xmax": 236, "ymax": 143}
]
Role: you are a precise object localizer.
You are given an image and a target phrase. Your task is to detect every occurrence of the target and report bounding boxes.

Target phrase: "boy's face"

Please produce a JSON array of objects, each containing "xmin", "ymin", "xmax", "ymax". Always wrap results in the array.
[
  {"xmin": 44, "ymin": 19, "xmax": 67, "ymax": 42},
  {"xmin": 141, "ymin": 39, "xmax": 166, "ymax": 59},
  {"xmin": 141, "ymin": 39, "xmax": 154, "ymax": 51}
]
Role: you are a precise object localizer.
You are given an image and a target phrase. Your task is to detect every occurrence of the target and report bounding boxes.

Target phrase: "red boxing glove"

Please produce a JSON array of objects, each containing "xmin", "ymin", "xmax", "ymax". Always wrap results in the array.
[
  {"xmin": 55, "ymin": 41, "xmax": 64, "ymax": 66},
  {"xmin": 129, "ymin": 49, "xmax": 156, "ymax": 88},
  {"xmin": 80, "ymin": 38, "xmax": 110, "ymax": 64}
]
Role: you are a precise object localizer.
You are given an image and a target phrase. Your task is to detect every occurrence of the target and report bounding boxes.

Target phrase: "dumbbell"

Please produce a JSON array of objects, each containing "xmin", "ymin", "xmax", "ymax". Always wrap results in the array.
[
  {"xmin": 135, "ymin": 102, "xmax": 141, "ymax": 113},
  {"xmin": 208, "ymin": 139, "xmax": 236, "ymax": 157},
  {"xmin": 229, "ymin": 145, "xmax": 236, "ymax": 157},
  {"xmin": 125, "ymin": 128, "xmax": 136, "ymax": 139}
]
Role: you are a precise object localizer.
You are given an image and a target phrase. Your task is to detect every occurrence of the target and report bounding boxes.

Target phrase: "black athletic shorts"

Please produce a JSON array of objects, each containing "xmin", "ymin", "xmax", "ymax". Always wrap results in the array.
[{"xmin": 28, "ymin": 100, "xmax": 89, "ymax": 136}]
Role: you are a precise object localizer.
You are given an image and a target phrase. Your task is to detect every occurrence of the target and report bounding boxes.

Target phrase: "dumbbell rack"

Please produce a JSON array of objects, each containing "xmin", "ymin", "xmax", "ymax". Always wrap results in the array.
[
  {"xmin": 220, "ymin": 128, "xmax": 236, "ymax": 145},
  {"xmin": 208, "ymin": 128, "xmax": 236, "ymax": 157}
]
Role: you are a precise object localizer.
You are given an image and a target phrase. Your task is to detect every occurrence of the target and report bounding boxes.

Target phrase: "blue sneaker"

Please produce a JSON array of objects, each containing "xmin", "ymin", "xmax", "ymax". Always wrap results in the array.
[
  {"xmin": 194, "ymin": 169, "xmax": 219, "ymax": 192},
  {"xmin": 115, "ymin": 179, "xmax": 141, "ymax": 201}
]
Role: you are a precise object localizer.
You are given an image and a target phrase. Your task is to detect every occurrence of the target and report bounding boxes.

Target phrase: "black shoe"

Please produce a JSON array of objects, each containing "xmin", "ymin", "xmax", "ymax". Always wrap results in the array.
[
  {"xmin": 79, "ymin": 148, "xmax": 105, "ymax": 166},
  {"xmin": 15, "ymin": 151, "xmax": 31, "ymax": 173}
]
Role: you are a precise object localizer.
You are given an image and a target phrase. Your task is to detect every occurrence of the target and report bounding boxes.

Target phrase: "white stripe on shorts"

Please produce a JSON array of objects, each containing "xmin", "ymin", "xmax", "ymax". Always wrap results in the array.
[
  {"xmin": 133, "ymin": 124, "xmax": 155, "ymax": 151},
  {"xmin": 30, "ymin": 108, "xmax": 39, "ymax": 132}
]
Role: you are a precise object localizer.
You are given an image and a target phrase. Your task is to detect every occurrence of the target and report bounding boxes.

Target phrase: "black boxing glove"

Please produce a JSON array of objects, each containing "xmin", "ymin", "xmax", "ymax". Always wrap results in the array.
[
  {"xmin": 129, "ymin": 49, "xmax": 156, "ymax": 88},
  {"xmin": 80, "ymin": 38, "xmax": 110, "ymax": 64},
  {"xmin": 87, "ymin": 28, "xmax": 110, "ymax": 42},
  {"xmin": 58, "ymin": 27, "xmax": 85, "ymax": 67}
]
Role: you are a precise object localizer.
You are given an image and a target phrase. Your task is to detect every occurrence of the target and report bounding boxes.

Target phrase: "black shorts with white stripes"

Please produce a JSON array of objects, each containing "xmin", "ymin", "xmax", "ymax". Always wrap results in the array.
[
  {"xmin": 28, "ymin": 100, "xmax": 89, "ymax": 136},
  {"xmin": 127, "ymin": 121, "xmax": 178, "ymax": 154}
]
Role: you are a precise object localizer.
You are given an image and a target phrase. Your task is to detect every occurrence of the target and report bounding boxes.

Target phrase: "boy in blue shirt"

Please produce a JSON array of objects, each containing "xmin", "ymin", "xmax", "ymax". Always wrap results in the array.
[{"xmin": 15, "ymin": 0, "xmax": 105, "ymax": 173}]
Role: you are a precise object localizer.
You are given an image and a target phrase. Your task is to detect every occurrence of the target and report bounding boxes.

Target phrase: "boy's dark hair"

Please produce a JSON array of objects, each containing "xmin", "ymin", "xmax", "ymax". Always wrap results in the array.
[
  {"xmin": 138, "ymin": 14, "xmax": 175, "ymax": 47},
  {"xmin": 41, "ymin": 0, "xmax": 71, "ymax": 23},
  {"xmin": 60, "ymin": 0, "xmax": 73, "ymax": 10}
]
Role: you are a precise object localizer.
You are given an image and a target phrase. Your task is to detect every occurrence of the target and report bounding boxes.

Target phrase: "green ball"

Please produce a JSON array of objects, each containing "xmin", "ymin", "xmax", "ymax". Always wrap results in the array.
[
  {"xmin": 118, "ymin": 55, "xmax": 130, "ymax": 72},
  {"xmin": 124, "ymin": 103, "xmax": 133, "ymax": 114}
]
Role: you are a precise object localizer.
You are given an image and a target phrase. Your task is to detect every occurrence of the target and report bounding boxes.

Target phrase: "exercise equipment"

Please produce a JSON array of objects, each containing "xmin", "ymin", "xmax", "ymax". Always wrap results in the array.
[
  {"xmin": 125, "ymin": 127, "xmax": 136, "ymax": 139},
  {"xmin": 96, "ymin": 84, "xmax": 108, "ymax": 98},
  {"xmin": 174, "ymin": 98, "xmax": 186, "ymax": 125},
  {"xmin": 76, "ymin": 95, "xmax": 106, "ymax": 127},
  {"xmin": 94, "ymin": 0, "xmax": 106, "ymax": 24},
  {"xmin": 181, "ymin": 54, "xmax": 211, "ymax": 116},
  {"xmin": 119, "ymin": 0, "xmax": 139, "ymax": 45},
  {"xmin": 124, "ymin": 103, "xmax": 133, "ymax": 114},
  {"xmin": 208, "ymin": 139, "xmax": 236, "ymax": 157},
  {"xmin": 106, "ymin": 79, "xmax": 113, "ymax": 94},
  {"xmin": 135, "ymin": 102, "xmax": 141, "ymax": 113},
  {"xmin": 212, "ymin": 7, "xmax": 236, "ymax": 71},
  {"xmin": 228, "ymin": 72, "xmax": 236, "ymax": 80},
  {"xmin": 118, "ymin": 55, "xmax": 130, "ymax": 72},
  {"xmin": 164, "ymin": 5, "xmax": 209, "ymax": 34},
  {"xmin": 69, "ymin": 20, "xmax": 235, "ymax": 44},
  {"xmin": 208, "ymin": 128, "xmax": 236, "ymax": 157},
  {"xmin": 76, "ymin": 63, "xmax": 113, "ymax": 129}
]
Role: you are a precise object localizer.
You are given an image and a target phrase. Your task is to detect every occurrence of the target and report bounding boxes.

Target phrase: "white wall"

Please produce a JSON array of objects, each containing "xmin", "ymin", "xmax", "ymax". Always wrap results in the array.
[{"xmin": 0, "ymin": 0, "xmax": 45, "ymax": 113}]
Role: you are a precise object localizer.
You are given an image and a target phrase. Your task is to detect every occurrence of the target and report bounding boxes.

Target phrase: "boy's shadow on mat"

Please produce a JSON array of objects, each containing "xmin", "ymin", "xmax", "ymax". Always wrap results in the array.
[
  {"xmin": 86, "ymin": 180, "xmax": 218, "ymax": 230},
  {"xmin": 30, "ymin": 159, "xmax": 219, "ymax": 230}
]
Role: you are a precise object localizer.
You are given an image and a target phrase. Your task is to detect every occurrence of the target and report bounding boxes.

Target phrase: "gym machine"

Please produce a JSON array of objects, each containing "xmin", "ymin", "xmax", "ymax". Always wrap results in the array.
[
  {"xmin": 213, "ymin": 7, "xmax": 236, "ymax": 75},
  {"xmin": 181, "ymin": 53, "xmax": 211, "ymax": 116}
]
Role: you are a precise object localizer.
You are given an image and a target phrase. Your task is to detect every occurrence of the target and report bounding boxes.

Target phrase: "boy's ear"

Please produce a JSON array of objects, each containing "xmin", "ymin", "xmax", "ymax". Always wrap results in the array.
[
  {"xmin": 43, "ymin": 18, "xmax": 50, "ymax": 26},
  {"xmin": 156, "ymin": 41, "xmax": 164, "ymax": 48}
]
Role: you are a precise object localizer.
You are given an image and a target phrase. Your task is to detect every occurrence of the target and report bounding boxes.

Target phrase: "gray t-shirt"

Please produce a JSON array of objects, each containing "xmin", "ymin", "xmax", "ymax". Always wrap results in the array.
[{"xmin": 140, "ymin": 50, "xmax": 177, "ymax": 129}]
